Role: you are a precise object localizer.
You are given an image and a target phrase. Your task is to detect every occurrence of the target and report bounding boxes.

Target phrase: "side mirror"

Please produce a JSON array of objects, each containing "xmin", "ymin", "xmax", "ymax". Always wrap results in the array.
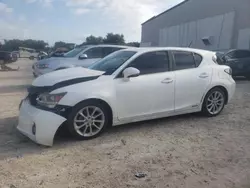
[
  {"xmin": 79, "ymin": 54, "xmax": 88, "ymax": 60},
  {"xmin": 123, "ymin": 67, "xmax": 140, "ymax": 79}
]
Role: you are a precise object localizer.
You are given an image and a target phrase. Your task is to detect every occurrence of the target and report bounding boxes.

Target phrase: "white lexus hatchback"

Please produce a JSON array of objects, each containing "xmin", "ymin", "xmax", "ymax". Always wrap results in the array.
[{"xmin": 18, "ymin": 47, "xmax": 236, "ymax": 146}]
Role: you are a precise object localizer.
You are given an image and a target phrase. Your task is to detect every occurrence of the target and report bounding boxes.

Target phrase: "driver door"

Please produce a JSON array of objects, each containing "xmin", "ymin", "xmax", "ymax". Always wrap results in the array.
[{"xmin": 115, "ymin": 51, "xmax": 175, "ymax": 121}]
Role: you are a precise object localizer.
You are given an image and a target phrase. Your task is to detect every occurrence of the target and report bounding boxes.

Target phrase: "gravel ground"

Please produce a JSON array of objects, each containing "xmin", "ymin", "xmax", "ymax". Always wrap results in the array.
[{"xmin": 0, "ymin": 59, "xmax": 250, "ymax": 188}]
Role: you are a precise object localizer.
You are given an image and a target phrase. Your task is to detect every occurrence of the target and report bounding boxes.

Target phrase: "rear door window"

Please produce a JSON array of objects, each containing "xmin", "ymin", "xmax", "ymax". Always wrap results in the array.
[
  {"xmin": 172, "ymin": 51, "xmax": 196, "ymax": 70},
  {"xmin": 226, "ymin": 50, "xmax": 250, "ymax": 59},
  {"xmin": 235, "ymin": 50, "xmax": 250, "ymax": 59},
  {"xmin": 84, "ymin": 47, "xmax": 103, "ymax": 58}
]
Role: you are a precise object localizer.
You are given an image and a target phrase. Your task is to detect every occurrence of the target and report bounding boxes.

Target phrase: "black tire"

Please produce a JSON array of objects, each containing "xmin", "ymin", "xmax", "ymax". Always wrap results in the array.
[
  {"xmin": 67, "ymin": 100, "xmax": 110, "ymax": 140},
  {"xmin": 201, "ymin": 87, "xmax": 226, "ymax": 117}
]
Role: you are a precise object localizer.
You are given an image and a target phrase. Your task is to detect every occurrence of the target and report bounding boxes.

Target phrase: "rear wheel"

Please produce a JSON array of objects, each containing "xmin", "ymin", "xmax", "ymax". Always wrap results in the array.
[
  {"xmin": 67, "ymin": 101, "xmax": 110, "ymax": 140},
  {"xmin": 202, "ymin": 88, "xmax": 226, "ymax": 117}
]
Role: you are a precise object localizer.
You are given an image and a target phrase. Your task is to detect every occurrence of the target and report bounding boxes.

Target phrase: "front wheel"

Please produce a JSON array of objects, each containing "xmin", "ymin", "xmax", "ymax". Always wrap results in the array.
[
  {"xmin": 67, "ymin": 101, "xmax": 109, "ymax": 140},
  {"xmin": 201, "ymin": 88, "xmax": 226, "ymax": 117}
]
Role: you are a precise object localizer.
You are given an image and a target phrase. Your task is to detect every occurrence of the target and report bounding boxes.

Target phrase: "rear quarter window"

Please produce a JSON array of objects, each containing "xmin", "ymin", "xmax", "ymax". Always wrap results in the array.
[
  {"xmin": 172, "ymin": 51, "xmax": 196, "ymax": 70},
  {"xmin": 193, "ymin": 53, "xmax": 203, "ymax": 66}
]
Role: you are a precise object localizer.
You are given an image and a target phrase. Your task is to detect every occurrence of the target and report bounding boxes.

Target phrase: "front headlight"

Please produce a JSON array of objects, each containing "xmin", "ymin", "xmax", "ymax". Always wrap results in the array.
[{"xmin": 36, "ymin": 92, "xmax": 67, "ymax": 108}]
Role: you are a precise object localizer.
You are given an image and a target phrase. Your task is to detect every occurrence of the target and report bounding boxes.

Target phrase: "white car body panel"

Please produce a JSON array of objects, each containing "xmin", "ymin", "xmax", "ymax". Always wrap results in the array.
[
  {"xmin": 19, "ymin": 47, "xmax": 236, "ymax": 146},
  {"xmin": 115, "ymin": 72, "xmax": 175, "ymax": 120},
  {"xmin": 17, "ymin": 100, "xmax": 66, "ymax": 146},
  {"xmin": 174, "ymin": 66, "xmax": 213, "ymax": 111}
]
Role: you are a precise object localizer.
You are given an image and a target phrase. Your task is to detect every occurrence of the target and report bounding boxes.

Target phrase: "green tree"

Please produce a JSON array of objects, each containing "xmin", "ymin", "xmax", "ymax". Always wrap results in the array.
[
  {"xmin": 126, "ymin": 42, "xmax": 140, "ymax": 47},
  {"xmin": 1, "ymin": 39, "xmax": 48, "ymax": 51},
  {"xmin": 54, "ymin": 41, "xmax": 75, "ymax": 50},
  {"xmin": 54, "ymin": 41, "xmax": 67, "ymax": 49},
  {"xmin": 85, "ymin": 35, "xmax": 103, "ymax": 45},
  {"xmin": 103, "ymin": 33, "xmax": 125, "ymax": 44}
]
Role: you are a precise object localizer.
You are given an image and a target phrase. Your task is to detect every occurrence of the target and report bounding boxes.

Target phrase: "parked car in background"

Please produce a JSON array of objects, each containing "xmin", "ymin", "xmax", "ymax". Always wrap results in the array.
[
  {"xmin": 32, "ymin": 45, "xmax": 132, "ymax": 77},
  {"xmin": 216, "ymin": 49, "xmax": 250, "ymax": 79},
  {"xmin": 0, "ymin": 51, "xmax": 13, "ymax": 64},
  {"xmin": 11, "ymin": 52, "xmax": 18, "ymax": 62},
  {"xmin": 19, "ymin": 47, "xmax": 38, "ymax": 59},
  {"xmin": 18, "ymin": 47, "xmax": 235, "ymax": 146},
  {"xmin": 50, "ymin": 47, "xmax": 70, "ymax": 57},
  {"xmin": 37, "ymin": 51, "xmax": 48, "ymax": 60},
  {"xmin": 12, "ymin": 51, "xmax": 20, "ymax": 58}
]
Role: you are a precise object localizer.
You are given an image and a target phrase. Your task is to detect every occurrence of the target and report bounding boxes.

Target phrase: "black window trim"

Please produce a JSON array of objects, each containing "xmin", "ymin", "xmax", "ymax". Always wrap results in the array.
[
  {"xmin": 193, "ymin": 52, "xmax": 203, "ymax": 67},
  {"xmin": 115, "ymin": 50, "xmax": 173, "ymax": 79},
  {"xmin": 171, "ymin": 50, "xmax": 200, "ymax": 71}
]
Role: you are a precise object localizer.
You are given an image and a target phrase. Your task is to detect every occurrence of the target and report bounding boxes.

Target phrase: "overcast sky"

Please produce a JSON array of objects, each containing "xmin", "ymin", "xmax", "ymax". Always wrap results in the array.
[{"xmin": 0, "ymin": 0, "xmax": 183, "ymax": 45}]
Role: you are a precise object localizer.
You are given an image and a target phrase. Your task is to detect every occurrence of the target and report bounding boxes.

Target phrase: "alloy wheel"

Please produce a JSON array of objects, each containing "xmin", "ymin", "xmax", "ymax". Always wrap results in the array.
[
  {"xmin": 73, "ymin": 106, "xmax": 105, "ymax": 137},
  {"xmin": 206, "ymin": 91, "xmax": 225, "ymax": 115}
]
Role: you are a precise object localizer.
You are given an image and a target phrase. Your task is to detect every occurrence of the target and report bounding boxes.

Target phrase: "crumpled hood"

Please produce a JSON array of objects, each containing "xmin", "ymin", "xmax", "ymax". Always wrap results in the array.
[{"xmin": 32, "ymin": 67, "xmax": 104, "ymax": 87}]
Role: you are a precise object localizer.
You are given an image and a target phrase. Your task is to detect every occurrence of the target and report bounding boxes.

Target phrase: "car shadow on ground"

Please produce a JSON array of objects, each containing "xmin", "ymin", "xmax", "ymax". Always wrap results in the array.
[
  {"xmin": 0, "ymin": 113, "xmax": 205, "ymax": 160},
  {"xmin": 0, "ymin": 116, "xmax": 45, "ymax": 160},
  {"xmin": 0, "ymin": 85, "xmax": 29, "ymax": 94},
  {"xmin": 54, "ymin": 112, "xmax": 206, "ymax": 146}
]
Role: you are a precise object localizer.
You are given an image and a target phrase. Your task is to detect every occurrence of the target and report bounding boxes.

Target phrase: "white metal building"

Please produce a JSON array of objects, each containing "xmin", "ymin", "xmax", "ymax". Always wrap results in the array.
[{"xmin": 141, "ymin": 0, "xmax": 250, "ymax": 51}]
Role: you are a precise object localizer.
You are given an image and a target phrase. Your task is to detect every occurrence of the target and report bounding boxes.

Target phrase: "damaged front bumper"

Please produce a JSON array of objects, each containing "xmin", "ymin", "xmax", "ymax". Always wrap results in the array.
[{"xmin": 17, "ymin": 99, "xmax": 67, "ymax": 146}]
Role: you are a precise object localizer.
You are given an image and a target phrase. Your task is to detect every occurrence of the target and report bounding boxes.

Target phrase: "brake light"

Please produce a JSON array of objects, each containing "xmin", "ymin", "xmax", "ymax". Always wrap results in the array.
[{"xmin": 224, "ymin": 68, "xmax": 232, "ymax": 75}]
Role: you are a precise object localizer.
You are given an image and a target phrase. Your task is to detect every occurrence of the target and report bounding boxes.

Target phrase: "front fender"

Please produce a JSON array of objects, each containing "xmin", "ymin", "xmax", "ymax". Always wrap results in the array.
[{"xmin": 58, "ymin": 91, "xmax": 117, "ymax": 119}]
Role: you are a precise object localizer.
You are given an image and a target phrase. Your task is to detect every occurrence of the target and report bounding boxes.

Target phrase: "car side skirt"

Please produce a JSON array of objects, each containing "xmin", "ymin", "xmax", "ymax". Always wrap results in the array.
[{"xmin": 113, "ymin": 106, "xmax": 201, "ymax": 126}]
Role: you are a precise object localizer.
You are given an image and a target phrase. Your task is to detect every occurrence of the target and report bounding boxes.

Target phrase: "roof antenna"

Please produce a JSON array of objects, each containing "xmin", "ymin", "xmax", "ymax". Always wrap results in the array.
[{"xmin": 188, "ymin": 41, "xmax": 193, "ymax": 47}]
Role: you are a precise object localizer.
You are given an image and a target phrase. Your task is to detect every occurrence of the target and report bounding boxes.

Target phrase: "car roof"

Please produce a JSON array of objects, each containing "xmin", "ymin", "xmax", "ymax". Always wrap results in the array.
[
  {"xmin": 121, "ymin": 47, "xmax": 215, "ymax": 55},
  {"xmin": 77, "ymin": 44, "xmax": 135, "ymax": 49}
]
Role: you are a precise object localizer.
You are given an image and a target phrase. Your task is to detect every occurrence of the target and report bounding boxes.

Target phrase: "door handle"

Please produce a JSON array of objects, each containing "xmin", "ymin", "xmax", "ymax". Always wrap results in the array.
[
  {"xmin": 199, "ymin": 73, "xmax": 209, "ymax": 78},
  {"xmin": 161, "ymin": 78, "xmax": 173, "ymax": 84}
]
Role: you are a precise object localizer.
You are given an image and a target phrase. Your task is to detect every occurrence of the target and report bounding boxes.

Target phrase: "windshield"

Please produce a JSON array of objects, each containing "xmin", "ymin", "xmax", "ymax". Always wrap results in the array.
[
  {"xmin": 89, "ymin": 50, "xmax": 137, "ymax": 75},
  {"xmin": 63, "ymin": 47, "xmax": 88, "ymax": 58}
]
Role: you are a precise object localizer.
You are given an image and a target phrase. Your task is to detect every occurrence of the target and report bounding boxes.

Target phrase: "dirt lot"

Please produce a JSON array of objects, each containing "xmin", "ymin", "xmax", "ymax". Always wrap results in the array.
[{"xmin": 0, "ymin": 59, "xmax": 250, "ymax": 188}]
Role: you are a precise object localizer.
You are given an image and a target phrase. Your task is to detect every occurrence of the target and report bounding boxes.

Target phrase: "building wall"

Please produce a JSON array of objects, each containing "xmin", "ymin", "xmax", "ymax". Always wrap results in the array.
[
  {"xmin": 141, "ymin": 0, "xmax": 250, "ymax": 50},
  {"xmin": 158, "ymin": 12, "xmax": 235, "ymax": 51},
  {"xmin": 237, "ymin": 28, "xmax": 250, "ymax": 49}
]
